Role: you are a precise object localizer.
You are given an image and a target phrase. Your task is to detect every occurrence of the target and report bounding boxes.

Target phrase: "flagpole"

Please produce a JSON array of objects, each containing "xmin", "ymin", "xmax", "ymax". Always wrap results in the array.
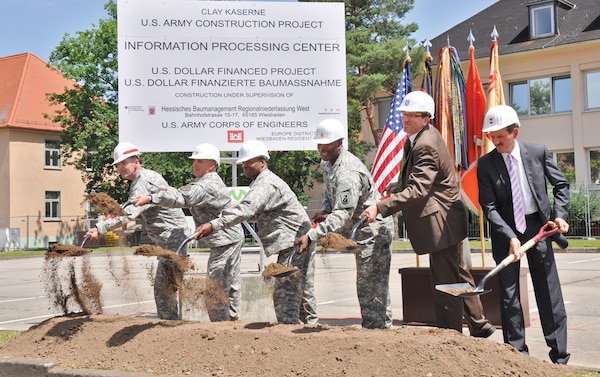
[
  {"xmin": 468, "ymin": 29, "xmax": 486, "ymax": 268},
  {"xmin": 403, "ymin": 38, "xmax": 420, "ymax": 269},
  {"xmin": 477, "ymin": 149, "xmax": 486, "ymax": 268}
]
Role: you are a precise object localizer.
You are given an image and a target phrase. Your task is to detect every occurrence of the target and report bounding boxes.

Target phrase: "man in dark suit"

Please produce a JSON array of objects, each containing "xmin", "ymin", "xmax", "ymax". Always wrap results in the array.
[
  {"xmin": 477, "ymin": 105, "xmax": 570, "ymax": 364},
  {"xmin": 361, "ymin": 91, "xmax": 495, "ymax": 337}
]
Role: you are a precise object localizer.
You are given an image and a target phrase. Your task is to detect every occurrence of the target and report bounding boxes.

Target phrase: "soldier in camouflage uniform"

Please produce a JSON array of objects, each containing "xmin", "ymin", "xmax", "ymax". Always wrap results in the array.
[
  {"xmin": 195, "ymin": 140, "xmax": 318, "ymax": 325},
  {"xmin": 134, "ymin": 143, "xmax": 244, "ymax": 321},
  {"xmin": 296, "ymin": 119, "xmax": 394, "ymax": 329},
  {"xmin": 86, "ymin": 142, "xmax": 190, "ymax": 320}
]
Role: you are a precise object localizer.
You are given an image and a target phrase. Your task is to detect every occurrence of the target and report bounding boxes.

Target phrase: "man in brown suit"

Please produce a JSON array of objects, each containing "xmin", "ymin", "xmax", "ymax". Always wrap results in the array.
[{"xmin": 361, "ymin": 91, "xmax": 495, "ymax": 336}]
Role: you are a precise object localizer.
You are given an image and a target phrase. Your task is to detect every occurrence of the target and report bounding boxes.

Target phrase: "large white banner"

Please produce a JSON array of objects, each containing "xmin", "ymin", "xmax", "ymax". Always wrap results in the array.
[{"xmin": 118, "ymin": 0, "xmax": 347, "ymax": 153}]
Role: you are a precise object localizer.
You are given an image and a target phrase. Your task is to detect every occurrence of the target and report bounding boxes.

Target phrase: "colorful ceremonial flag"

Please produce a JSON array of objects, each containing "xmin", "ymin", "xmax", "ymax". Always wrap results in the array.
[
  {"xmin": 461, "ymin": 45, "xmax": 487, "ymax": 211},
  {"xmin": 484, "ymin": 38, "xmax": 505, "ymax": 154},
  {"xmin": 434, "ymin": 46, "xmax": 467, "ymax": 170},
  {"xmin": 371, "ymin": 58, "xmax": 412, "ymax": 194}
]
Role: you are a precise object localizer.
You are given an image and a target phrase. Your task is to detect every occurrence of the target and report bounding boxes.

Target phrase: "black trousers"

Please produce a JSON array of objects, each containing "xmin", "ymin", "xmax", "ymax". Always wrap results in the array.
[{"xmin": 493, "ymin": 214, "xmax": 570, "ymax": 364}]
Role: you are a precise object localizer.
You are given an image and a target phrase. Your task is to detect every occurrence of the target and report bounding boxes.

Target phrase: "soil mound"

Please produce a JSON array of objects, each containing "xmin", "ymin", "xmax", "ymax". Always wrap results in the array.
[{"xmin": 0, "ymin": 314, "xmax": 580, "ymax": 377}]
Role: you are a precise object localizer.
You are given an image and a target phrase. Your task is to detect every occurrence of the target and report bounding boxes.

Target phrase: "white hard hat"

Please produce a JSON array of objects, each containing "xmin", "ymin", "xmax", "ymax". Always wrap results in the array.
[
  {"xmin": 236, "ymin": 140, "xmax": 270, "ymax": 163},
  {"xmin": 313, "ymin": 118, "xmax": 346, "ymax": 144},
  {"xmin": 112, "ymin": 142, "xmax": 141, "ymax": 165},
  {"xmin": 483, "ymin": 105, "xmax": 520, "ymax": 132},
  {"xmin": 399, "ymin": 91, "xmax": 435, "ymax": 119},
  {"xmin": 189, "ymin": 143, "xmax": 220, "ymax": 165}
]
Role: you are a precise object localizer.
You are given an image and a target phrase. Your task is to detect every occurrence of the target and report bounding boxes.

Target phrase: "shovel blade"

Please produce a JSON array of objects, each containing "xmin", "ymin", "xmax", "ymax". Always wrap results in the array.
[
  {"xmin": 435, "ymin": 282, "xmax": 491, "ymax": 297},
  {"xmin": 271, "ymin": 268, "xmax": 300, "ymax": 278},
  {"xmin": 262, "ymin": 262, "xmax": 299, "ymax": 278}
]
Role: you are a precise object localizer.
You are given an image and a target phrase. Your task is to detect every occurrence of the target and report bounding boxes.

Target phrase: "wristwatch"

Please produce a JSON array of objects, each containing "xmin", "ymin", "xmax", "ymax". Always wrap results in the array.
[{"xmin": 148, "ymin": 194, "xmax": 154, "ymax": 204}]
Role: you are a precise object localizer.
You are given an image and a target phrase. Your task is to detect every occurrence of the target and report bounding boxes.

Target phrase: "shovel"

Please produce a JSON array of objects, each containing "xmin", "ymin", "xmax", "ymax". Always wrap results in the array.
[
  {"xmin": 435, "ymin": 222, "xmax": 560, "ymax": 297},
  {"xmin": 321, "ymin": 216, "xmax": 368, "ymax": 251},
  {"xmin": 80, "ymin": 234, "xmax": 92, "ymax": 248},
  {"xmin": 321, "ymin": 195, "xmax": 389, "ymax": 251},
  {"xmin": 350, "ymin": 216, "xmax": 368, "ymax": 242},
  {"xmin": 262, "ymin": 245, "xmax": 300, "ymax": 278},
  {"xmin": 175, "ymin": 232, "xmax": 198, "ymax": 256},
  {"xmin": 121, "ymin": 197, "xmax": 139, "ymax": 209}
]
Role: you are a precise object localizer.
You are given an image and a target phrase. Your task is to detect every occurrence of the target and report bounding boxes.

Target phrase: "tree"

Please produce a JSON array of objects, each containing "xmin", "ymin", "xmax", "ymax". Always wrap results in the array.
[
  {"xmin": 47, "ymin": 0, "xmax": 127, "ymax": 200},
  {"xmin": 341, "ymin": 0, "xmax": 423, "ymax": 147}
]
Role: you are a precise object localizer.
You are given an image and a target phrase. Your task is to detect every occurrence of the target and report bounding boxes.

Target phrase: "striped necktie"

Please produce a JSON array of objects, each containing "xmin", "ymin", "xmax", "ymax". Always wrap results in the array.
[
  {"xmin": 509, "ymin": 154, "xmax": 526, "ymax": 233},
  {"xmin": 401, "ymin": 139, "xmax": 412, "ymax": 189}
]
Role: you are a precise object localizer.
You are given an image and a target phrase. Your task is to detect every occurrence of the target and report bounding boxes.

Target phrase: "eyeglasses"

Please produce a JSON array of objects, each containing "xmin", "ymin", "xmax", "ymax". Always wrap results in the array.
[{"xmin": 401, "ymin": 112, "xmax": 425, "ymax": 119}]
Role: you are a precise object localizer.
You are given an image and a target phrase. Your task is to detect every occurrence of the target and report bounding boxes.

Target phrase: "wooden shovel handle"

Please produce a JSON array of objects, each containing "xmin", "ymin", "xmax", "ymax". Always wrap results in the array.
[{"xmin": 499, "ymin": 222, "xmax": 560, "ymax": 267}]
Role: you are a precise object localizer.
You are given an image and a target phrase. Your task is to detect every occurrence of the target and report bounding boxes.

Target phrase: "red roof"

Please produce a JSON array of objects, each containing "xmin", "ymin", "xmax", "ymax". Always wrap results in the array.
[{"xmin": 0, "ymin": 52, "xmax": 75, "ymax": 132}]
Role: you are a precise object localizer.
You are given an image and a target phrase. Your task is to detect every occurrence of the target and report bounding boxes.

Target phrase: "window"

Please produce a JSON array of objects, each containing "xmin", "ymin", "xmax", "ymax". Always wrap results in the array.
[
  {"xmin": 45, "ymin": 140, "xmax": 61, "ymax": 168},
  {"xmin": 530, "ymin": 4, "xmax": 555, "ymax": 39},
  {"xmin": 553, "ymin": 77, "xmax": 572, "ymax": 113},
  {"xmin": 530, "ymin": 78, "xmax": 551, "ymax": 116},
  {"xmin": 585, "ymin": 71, "xmax": 600, "ymax": 110},
  {"xmin": 85, "ymin": 200, "xmax": 98, "ymax": 230},
  {"xmin": 553, "ymin": 151, "xmax": 575, "ymax": 185},
  {"xmin": 377, "ymin": 96, "xmax": 393, "ymax": 136},
  {"xmin": 509, "ymin": 76, "xmax": 571, "ymax": 117},
  {"xmin": 85, "ymin": 150, "xmax": 98, "ymax": 172},
  {"xmin": 511, "ymin": 82, "xmax": 529, "ymax": 115},
  {"xmin": 45, "ymin": 191, "xmax": 61, "ymax": 219},
  {"xmin": 591, "ymin": 149, "xmax": 600, "ymax": 184}
]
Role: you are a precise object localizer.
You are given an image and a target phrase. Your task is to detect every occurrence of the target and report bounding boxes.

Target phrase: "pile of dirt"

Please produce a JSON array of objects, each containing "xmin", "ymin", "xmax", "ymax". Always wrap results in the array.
[
  {"xmin": 85, "ymin": 192, "xmax": 127, "ymax": 216},
  {"xmin": 0, "ymin": 314, "xmax": 581, "ymax": 377}
]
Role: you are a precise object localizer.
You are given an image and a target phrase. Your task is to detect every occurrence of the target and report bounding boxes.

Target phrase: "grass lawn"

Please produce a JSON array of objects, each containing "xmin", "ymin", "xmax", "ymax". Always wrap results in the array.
[{"xmin": 0, "ymin": 238, "xmax": 599, "ymax": 259}]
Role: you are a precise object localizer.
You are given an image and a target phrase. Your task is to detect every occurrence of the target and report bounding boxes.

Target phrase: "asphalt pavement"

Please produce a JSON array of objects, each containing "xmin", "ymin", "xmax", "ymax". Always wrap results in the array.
[{"xmin": 0, "ymin": 247, "xmax": 599, "ymax": 376}]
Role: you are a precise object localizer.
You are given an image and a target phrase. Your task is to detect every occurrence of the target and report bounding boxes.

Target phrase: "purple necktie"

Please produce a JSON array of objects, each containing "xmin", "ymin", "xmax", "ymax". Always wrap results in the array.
[{"xmin": 509, "ymin": 154, "xmax": 526, "ymax": 233}]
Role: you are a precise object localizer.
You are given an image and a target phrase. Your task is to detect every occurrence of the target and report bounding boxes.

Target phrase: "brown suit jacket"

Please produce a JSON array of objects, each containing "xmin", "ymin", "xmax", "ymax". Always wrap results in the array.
[{"xmin": 376, "ymin": 124, "xmax": 468, "ymax": 254}]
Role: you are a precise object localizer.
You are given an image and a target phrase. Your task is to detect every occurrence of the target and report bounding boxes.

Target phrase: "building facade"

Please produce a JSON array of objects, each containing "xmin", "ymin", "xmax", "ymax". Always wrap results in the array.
[
  {"xmin": 365, "ymin": 0, "xmax": 600, "ymax": 236},
  {"xmin": 0, "ymin": 53, "xmax": 88, "ymax": 249}
]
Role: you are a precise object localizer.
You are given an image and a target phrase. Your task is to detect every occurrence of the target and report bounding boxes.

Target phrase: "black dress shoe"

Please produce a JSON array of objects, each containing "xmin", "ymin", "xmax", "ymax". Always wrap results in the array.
[{"xmin": 472, "ymin": 325, "xmax": 496, "ymax": 338}]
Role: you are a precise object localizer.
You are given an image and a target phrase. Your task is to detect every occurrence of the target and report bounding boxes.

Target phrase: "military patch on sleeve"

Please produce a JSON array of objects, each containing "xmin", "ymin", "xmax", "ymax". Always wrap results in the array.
[
  {"xmin": 341, "ymin": 193, "xmax": 349, "ymax": 205},
  {"xmin": 336, "ymin": 189, "xmax": 354, "ymax": 208}
]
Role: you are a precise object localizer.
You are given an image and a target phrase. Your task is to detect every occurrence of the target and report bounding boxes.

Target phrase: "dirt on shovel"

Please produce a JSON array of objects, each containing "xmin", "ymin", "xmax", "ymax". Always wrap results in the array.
[
  {"xmin": 134, "ymin": 244, "xmax": 192, "ymax": 272},
  {"xmin": 321, "ymin": 232, "xmax": 358, "ymax": 249},
  {"xmin": 262, "ymin": 262, "xmax": 299, "ymax": 278},
  {"xmin": 85, "ymin": 192, "xmax": 127, "ymax": 216},
  {"xmin": 45, "ymin": 243, "xmax": 92, "ymax": 259}
]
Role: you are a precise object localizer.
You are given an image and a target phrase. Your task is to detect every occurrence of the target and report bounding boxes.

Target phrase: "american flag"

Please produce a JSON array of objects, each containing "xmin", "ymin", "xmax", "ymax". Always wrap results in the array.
[{"xmin": 371, "ymin": 58, "xmax": 412, "ymax": 194}]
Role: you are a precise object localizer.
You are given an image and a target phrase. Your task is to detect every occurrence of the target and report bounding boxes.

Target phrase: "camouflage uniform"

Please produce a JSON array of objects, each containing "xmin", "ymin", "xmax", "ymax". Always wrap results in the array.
[
  {"xmin": 209, "ymin": 168, "xmax": 317, "ymax": 324},
  {"xmin": 96, "ymin": 167, "xmax": 190, "ymax": 320},
  {"xmin": 306, "ymin": 149, "xmax": 394, "ymax": 329},
  {"xmin": 153, "ymin": 171, "xmax": 244, "ymax": 321}
]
